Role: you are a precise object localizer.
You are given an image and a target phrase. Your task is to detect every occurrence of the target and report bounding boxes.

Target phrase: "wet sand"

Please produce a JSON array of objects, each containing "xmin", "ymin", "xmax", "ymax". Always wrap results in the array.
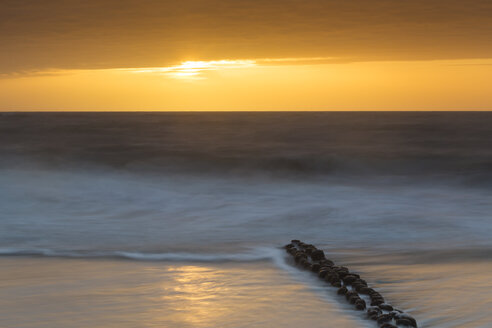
[
  {"xmin": 0, "ymin": 257, "xmax": 363, "ymax": 328},
  {"xmin": 331, "ymin": 250, "xmax": 492, "ymax": 328},
  {"xmin": 2, "ymin": 249, "xmax": 492, "ymax": 327}
]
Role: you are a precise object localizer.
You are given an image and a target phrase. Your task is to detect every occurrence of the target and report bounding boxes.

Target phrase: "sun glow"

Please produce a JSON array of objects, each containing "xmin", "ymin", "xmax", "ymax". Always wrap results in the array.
[
  {"xmin": 2, "ymin": 58, "xmax": 492, "ymax": 111},
  {"xmin": 118, "ymin": 57, "xmax": 336, "ymax": 79},
  {"xmin": 124, "ymin": 60, "xmax": 257, "ymax": 79}
]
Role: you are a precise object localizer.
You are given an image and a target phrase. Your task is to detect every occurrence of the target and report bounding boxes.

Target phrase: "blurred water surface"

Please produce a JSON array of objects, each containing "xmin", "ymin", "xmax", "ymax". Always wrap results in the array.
[{"xmin": 1, "ymin": 112, "xmax": 491, "ymax": 327}]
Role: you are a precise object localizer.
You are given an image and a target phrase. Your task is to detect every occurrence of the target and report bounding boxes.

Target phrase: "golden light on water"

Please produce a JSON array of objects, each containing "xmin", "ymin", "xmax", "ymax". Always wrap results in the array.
[
  {"xmin": 163, "ymin": 265, "xmax": 232, "ymax": 326},
  {"xmin": 0, "ymin": 258, "xmax": 364, "ymax": 327}
]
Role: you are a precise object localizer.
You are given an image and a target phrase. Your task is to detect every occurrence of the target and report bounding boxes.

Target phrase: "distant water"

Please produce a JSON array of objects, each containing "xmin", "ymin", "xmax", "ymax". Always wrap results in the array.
[{"xmin": 1, "ymin": 112, "xmax": 491, "ymax": 327}]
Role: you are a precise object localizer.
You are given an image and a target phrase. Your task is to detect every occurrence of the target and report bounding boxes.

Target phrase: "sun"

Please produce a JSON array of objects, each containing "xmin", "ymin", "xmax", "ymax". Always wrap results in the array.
[{"xmin": 122, "ymin": 60, "xmax": 256, "ymax": 79}]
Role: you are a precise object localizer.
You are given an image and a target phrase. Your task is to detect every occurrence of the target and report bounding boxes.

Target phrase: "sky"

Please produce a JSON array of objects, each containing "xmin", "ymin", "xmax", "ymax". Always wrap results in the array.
[{"xmin": 1, "ymin": 0, "xmax": 492, "ymax": 111}]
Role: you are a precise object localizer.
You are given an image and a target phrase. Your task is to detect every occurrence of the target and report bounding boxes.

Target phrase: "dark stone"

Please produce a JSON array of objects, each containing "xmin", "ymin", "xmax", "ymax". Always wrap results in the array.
[
  {"xmin": 396, "ymin": 319, "xmax": 413, "ymax": 326},
  {"xmin": 380, "ymin": 324, "xmax": 397, "ymax": 328},
  {"xmin": 338, "ymin": 266, "xmax": 349, "ymax": 271},
  {"xmin": 355, "ymin": 299, "xmax": 366, "ymax": 310},
  {"xmin": 284, "ymin": 240, "xmax": 417, "ymax": 328},
  {"xmin": 305, "ymin": 245, "xmax": 317, "ymax": 254},
  {"xmin": 359, "ymin": 287, "xmax": 373, "ymax": 294},
  {"xmin": 295, "ymin": 253, "xmax": 307, "ymax": 263},
  {"xmin": 326, "ymin": 271, "xmax": 340, "ymax": 279},
  {"xmin": 389, "ymin": 309, "xmax": 400, "ymax": 318},
  {"xmin": 370, "ymin": 294, "xmax": 385, "ymax": 301},
  {"xmin": 379, "ymin": 303, "xmax": 394, "ymax": 311},
  {"xmin": 353, "ymin": 278, "xmax": 367, "ymax": 286},
  {"xmin": 331, "ymin": 266, "xmax": 348, "ymax": 273},
  {"xmin": 377, "ymin": 314, "xmax": 393, "ymax": 324},
  {"xmin": 371, "ymin": 296, "xmax": 384, "ymax": 301},
  {"xmin": 369, "ymin": 291, "xmax": 382, "ymax": 298},
  {"xmin": 371, "ymin": 298, "xmax": 385, "ymax": 304},
  {"xmin": 302, "ymin": 262, "xmax": 312, "ymax": 270},
  {"xmin": 331, "ymin": 280, "xmax": 342, "ymax": 288},
  {"xmin": 319, "ymin": 266, "xmax": 333, "ymax": 273},
  {"xmin": 342, "ymin": 275, "xmax": 358, "ymax": 284},
  {"xmin": 337, "ymin": 271, "xmax": 349, "ymax": 278},
  {"xmin": 370, "ymin": 299, "xmax": 384, "ymax": 306},
  {"xmin": 325, "ymin": 273, "xmax": 339, "ymax": 283},
  {"xmin": 367, "ymin": 307, "xmax": 382, "ymax": 317},
  {"xmin": 325, "ymin": 275, "xmax": 342, "ymax": 284},
  {"xmin": 395, "ymin": 314, "xmax": 417, "ymax": 327},
  {"xmin": 311, "ymin": 249, "xmax": 326, "ymax": 261},
  {"xmin": 345, "ymin": 291, "xmax": 358, "ymax": 301},
  {"xmin": 348, "ymin": 295, "xmax": 360, "ymax": 304},
  {"xmin": 388, "ymin": 311, "xmax": 399, "ymax": 318},
  {"xmin": 355, "ymin": 303, "xmax": 365, "ymax": 310},
  {"xmin": 320, "ymin": 259, "xmax": 334, "ymax": 267}
]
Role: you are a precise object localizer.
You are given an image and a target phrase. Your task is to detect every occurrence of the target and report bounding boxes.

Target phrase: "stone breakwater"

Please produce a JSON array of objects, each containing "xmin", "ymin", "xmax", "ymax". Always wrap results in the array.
[{"xmin": 285, "ymin": 240, "xmax": 418, "ymax": 328}]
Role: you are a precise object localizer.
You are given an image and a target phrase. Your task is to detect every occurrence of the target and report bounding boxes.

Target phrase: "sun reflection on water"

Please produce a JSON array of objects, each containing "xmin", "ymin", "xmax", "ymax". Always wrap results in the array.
[{"xmin": 161, "ymin": 265, "xmax": 235, "ymax": 327}]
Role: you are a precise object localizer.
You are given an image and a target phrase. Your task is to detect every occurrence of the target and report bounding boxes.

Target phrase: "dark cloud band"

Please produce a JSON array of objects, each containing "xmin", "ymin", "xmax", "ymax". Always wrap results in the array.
[{"xmin": 1, "ymin": 0, "xmax": 492, "ymax": 74}]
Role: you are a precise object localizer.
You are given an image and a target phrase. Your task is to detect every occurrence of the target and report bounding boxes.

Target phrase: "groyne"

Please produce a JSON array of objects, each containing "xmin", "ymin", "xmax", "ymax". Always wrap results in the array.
[{"xmin": 285, "ymin": 240, "xmax": 418, "ymax": 328}]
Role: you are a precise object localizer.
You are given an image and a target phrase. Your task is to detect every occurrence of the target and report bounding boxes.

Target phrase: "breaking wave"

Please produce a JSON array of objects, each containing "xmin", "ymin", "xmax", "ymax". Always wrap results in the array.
[{"xmin": 0, "ymin": 247, "xmax": 281, "ymax": 263}]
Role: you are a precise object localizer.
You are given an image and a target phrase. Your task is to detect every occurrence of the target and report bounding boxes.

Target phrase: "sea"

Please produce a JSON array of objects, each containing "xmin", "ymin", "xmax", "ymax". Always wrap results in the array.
[{"xmin": 0, "ymin": 112, "xmax": 491, "ymax": 328}]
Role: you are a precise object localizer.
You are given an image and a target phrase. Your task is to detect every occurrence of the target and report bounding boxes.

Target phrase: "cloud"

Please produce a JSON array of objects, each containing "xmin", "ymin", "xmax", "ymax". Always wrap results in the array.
[
  {"xmin": 121, "ymin": 60, "xmax": 256, "ymax": 79},
  {"xmin": 1, "ymin": 0, "xmax": 492, "ymax": 74},
  {"xmin": 118, "ymin": 57, "xmax": 341, "ymax": 79}
]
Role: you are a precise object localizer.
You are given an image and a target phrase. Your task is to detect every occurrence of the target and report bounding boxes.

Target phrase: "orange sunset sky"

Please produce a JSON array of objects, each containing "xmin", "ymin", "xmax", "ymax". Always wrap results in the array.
[{"xmin": 1, "ymin": 0, "xmax": 492, "ymax": 111}]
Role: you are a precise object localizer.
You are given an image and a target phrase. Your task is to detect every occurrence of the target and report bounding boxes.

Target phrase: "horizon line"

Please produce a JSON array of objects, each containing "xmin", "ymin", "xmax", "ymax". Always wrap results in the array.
[{"xmin": 2, "ymin": 110, "xmax": 492, "ymax": 113}]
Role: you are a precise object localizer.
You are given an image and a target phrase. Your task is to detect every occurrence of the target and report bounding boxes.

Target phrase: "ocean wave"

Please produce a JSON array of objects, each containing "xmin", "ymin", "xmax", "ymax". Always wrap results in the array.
[
  {"xmin": 2, "ymin": 112, "xmax": 492, "ymax": 180},
  {"xmin": 0, "ymin": 247, "xmax": 280, "ymax": 263}
]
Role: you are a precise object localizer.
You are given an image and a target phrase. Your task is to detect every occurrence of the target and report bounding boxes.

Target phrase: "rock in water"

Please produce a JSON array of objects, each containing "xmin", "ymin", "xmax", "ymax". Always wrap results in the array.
[
  {"xmin": 310, "ymin": 263, "xmax": 321, "ymax": 272},
  {"xmin": 342, "ymin": 275, "xmax": 358, "ymax": 284},
  {"xmin": 355, "ymin": 299, "xmax": 366, "ymax": 310},
  {"xmin": 377, "ymin": 314, "xmax": 393, "ymax": 324},
  {"xmin": 396, "ymin": 318, "xmax": 414, "ymax": 326},
  {"xmin": 284, "ymin": 241, "xmax": 418, "ymax": 328},
  {"xmin": 310, "ymin": 249, "xmax": 325, "ymax": 261},
  {"xmin": 379, "ymin": 303, "xmax": 394, "ymax": 311},
  {"xmin": 395, "ymin": 314, "xmax": 418, "ymax": 327},
  {"xmin": 381, "ymin": 324, "xmax": 397, "ymax": 328}
]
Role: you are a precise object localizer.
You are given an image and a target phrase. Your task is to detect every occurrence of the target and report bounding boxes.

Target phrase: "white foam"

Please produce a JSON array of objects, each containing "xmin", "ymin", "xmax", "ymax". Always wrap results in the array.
[{"xmin": 0, "ymin": 247, "xmax": 278, "ymax": 263}]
